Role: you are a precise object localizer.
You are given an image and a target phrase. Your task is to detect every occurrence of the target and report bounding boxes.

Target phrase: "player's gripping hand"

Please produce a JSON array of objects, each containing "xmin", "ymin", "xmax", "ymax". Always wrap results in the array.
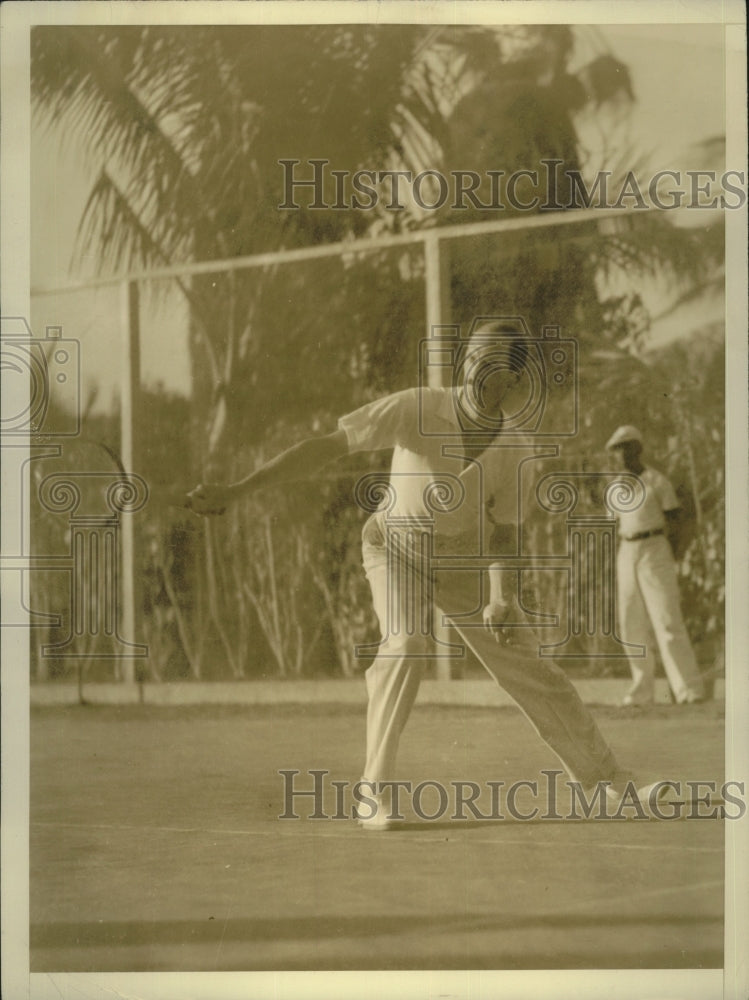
[
  {"xmin": 482, "ymin": 598, "xmax": 519, "ymax": 645},
  {"xmin": 187, "ymin": 483, "xmax": 233, "ymax": 517}
]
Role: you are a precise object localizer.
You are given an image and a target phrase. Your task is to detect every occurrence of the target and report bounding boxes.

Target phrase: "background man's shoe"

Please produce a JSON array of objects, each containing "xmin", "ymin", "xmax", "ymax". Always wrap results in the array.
[
  {"xmin": 680, "ymin": 691, "xmax": 706, "ymax": 704},
  {"xmin": 621, "ymin": 693, "xmax": 654, "ymax": 707}
]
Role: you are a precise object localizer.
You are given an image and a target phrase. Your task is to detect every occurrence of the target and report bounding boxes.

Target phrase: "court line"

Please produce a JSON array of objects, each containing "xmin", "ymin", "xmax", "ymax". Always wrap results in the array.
[
  {"xmin": 31, "ymin": 819, "xmax": 725, "ymax": 852},
  {"xmin": 563, "ymin": 878, "xmax": 725, "ymax": 913}
]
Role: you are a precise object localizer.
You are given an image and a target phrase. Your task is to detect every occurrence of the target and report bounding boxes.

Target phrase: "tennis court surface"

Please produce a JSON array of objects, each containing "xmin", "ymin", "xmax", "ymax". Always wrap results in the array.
[{"xmin": 31, "ymin": 701, "xmax": 725, "ymax": 971}]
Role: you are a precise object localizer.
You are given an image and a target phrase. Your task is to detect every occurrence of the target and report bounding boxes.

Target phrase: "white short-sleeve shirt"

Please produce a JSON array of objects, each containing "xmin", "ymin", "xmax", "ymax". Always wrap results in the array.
[
  {"xmin": 338, "ymin": 386, "xmax": 536, "ymax": 547},
  {"xmin": 614, "ymin": 466, "xmax": 679, "ymax": 537}
]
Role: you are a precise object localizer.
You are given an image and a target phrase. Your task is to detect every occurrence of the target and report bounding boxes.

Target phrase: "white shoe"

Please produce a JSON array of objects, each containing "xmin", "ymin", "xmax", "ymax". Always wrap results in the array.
[
  {"xmin": 355, "ymin": 783, "xmax": 404, "ymax": 832},
  {"xmin": 579, "ymin": 781, "xmax": 634, "ymax": 810},
  {"xmin": 635, "ymin": 781, "xmax": 686, "ymax": 809},
  {"xmin": 580, "ymin": 779, "xmax": 674, "ymax": 813},
  {"xmin": 621, "ymin": 693, "xmax": 654, "ymax": 707},
  {"xmin": 679, "ymin": 691, "xmax": 706, "ymax": 705},
  {"xmin": 608, "ymin": 780, "xmax": 689, "ymax": 814},
  {"xmin": 357, "ymin": 809, "xmax": 402, "ymax": 832}
]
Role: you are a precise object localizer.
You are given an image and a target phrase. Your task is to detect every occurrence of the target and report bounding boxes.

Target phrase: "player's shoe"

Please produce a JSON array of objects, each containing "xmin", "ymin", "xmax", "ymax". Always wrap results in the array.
[
  {"xmin": 357, "ymin": 809, "xmax": 403, "ymax": 832},
  {"xmin": 578, "ymin": 781, "xmax": 637, "ymax": 812},
  {"xmin": 355, "ymin": 782, "xmax": 404, "ymax": 832},
  {"xmin": 580, "ymin": 777, "xmax": 680, "ymax": 815},
  {"xmin": 607, "ymin": 780, "xmax": 689, "ymax": 815},
  {"xmin": 635, "ymin": 781, "xmax": 686, "ymax": 809}
]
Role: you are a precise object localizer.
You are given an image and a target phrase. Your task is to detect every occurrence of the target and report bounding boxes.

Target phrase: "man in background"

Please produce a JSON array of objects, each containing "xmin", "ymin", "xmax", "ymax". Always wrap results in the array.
[{"xmin": 606, "ymin": 425, "xmax": 705, "ymax": 706}]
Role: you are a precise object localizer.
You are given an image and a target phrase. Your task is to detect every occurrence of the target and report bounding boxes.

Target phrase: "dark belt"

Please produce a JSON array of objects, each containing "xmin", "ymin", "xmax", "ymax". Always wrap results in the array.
[{"xmin": 621, "ymin": 528, "xmax": 665, "ymax": 542}]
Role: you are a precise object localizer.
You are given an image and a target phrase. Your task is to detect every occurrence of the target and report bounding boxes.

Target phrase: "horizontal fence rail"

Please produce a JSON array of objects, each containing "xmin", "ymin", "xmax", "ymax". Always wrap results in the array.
[{"xmin": 31, "ymin": 205, "xmax": 647, "ymax": 297}]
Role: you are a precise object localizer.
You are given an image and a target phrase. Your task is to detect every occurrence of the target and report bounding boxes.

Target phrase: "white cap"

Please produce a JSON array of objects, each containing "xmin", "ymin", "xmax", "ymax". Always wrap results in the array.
[{"xmin": 605, "ymin": 425, "xmax": 642, "ymax": 449}]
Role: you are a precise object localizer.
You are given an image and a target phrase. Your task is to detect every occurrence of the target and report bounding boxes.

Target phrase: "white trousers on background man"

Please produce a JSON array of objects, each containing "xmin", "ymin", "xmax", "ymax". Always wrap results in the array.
[
  {"xmin": 616, "ymin": 535, "xmax": 704, "ymax": 704},
  {"xmin": 360, "ymin": 515, "xmax": 623, "ymax": 789}
]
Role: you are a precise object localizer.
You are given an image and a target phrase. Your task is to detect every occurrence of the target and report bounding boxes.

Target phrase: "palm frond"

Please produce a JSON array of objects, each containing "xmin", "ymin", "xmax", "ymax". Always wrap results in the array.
[
  {"xmin": 593, "ymin": 210, "xmax": 724, "ymax": 290},
  {"xmin": 33, "ymin": 27, "xmax": 204, "ymax": 259},
  {"xmin": 74, "ymin": 168, "xmax": 222, "ymax": 383}
]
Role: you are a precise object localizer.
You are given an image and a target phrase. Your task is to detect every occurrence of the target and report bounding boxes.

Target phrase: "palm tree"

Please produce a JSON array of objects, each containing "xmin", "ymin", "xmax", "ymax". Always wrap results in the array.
[
  {"xmin": 33, "ymin": 24, "xmax": 717, "ymax": 441},
  {"xmin": 32, "ymin": 24, "xmax": 724, "ymax": 678},
  {"xmin": 33, "ymin": 26, "xmax": 434, "ymax": 448}
]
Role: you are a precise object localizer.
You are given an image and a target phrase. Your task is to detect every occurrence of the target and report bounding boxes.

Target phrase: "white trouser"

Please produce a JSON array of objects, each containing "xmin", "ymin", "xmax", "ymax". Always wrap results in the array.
[
  {"xmin": 617, "ymin": 535, "xmax": 704, "ymax": 703},
  {"xmin": 360, "ymin": 516, "xmax": 622, "ymax": 789}
]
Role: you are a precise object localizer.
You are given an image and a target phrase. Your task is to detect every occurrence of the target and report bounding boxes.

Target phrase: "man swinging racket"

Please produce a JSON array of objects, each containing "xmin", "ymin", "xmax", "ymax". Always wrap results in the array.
[{"xmin": 189, "ymin": 319, "xmax": 667, "ymax": 828}]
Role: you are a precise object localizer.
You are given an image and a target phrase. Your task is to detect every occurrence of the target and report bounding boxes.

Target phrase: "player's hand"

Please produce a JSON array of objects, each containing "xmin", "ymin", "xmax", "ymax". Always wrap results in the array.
[
  {"xmin": 187, "ymin": 483, "xmax": 233, "ymax": 517},
  {"xmin": 482, "ymin": 599, "xmax": 518, "ymax": 645}
]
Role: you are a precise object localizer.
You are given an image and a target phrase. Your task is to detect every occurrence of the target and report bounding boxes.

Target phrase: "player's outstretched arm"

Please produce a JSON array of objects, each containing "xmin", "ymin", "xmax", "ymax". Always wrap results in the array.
[{"xmin": 189, "ymin": 429, "xmax": 349, "ymax": 516}]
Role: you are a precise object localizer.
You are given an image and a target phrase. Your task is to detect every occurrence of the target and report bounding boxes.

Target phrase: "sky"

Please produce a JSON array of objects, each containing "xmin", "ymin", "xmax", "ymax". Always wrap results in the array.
[
  {"xmin": 29, "ymin": 21, "xmax": 729, "ymax": 411},
  {"xmin": 582, "ymin": 23, "xmax": 725, "ymax": 165}
]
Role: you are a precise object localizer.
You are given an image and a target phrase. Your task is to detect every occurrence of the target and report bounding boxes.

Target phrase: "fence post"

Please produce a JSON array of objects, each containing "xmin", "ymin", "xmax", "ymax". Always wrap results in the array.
[
  {"xmin": 119, "ymin": 280, "xmax": 141, "ymax": 683},
  {"xmin": 424, "ymin": 236, "xmax": 457, "ymax": 679}
]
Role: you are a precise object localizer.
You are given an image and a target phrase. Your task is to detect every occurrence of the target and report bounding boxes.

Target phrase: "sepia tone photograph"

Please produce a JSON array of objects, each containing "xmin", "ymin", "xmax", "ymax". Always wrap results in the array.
[{"xmin": 1, "ymin": 2, "xmax": 747, "ymax": 999}]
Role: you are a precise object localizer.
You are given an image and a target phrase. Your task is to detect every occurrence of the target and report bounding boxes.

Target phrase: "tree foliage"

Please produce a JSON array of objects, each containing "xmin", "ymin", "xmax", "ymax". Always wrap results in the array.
[{"xmin": 32, "ymin": 25, "xmax": 725, "ymax": 680}]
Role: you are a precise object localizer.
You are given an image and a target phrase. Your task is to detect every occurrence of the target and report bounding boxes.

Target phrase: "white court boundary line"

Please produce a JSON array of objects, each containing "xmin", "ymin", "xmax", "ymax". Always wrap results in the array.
[{"xmin": 31, "ymin": 819, "xmax": 725, "ymax": 852}]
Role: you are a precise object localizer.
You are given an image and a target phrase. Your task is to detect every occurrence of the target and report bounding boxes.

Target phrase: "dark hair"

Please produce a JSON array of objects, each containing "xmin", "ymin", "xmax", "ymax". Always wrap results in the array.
[{"xmin": 468, "ymin": 320, "xmax": 529, "ymax": 374}]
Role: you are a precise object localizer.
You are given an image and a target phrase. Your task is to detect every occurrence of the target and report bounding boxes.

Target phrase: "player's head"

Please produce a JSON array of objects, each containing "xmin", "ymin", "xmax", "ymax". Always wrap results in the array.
[
  {"xmin": 605, "ymin": 425, "xmax": 643, "ymax": 470},
  {"xmin": 459, "ymin": 320, "xmax": 530, "ymax": 421},
  {"xmin": 468, "ymin": 319, "xmax": 530, "ymax": 372}
]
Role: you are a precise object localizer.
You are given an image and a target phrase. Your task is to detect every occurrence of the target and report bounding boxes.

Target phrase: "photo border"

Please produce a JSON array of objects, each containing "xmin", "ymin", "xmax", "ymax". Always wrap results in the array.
[{"xmin": 2, "ymin": 2, "xmax": 746, "ymax": 999}]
